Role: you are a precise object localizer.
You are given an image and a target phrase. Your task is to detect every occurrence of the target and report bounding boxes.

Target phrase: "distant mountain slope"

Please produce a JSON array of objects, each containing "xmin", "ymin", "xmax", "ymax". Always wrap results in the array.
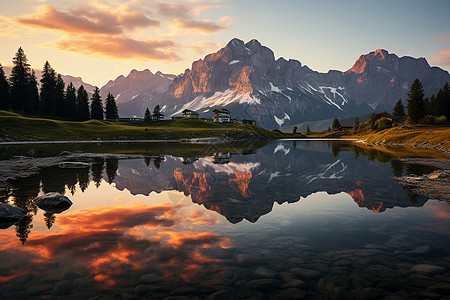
[
  {"xmin": 343, "ymin": 49, "xmax": 450, "ymax": 110},
  {"xmin": 3, "ymin": 66, "xmax": 96, "ymax": 94},
  {"xmin": 102, "ymin": 39, "xmax": 450, "ymax": 128}
]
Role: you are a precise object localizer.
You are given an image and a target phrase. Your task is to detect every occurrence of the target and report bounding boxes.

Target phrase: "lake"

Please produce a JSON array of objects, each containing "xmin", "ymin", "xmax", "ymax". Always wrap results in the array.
[{"xmin": 1, "ymin": 140, "xmax": 449, "ymax": 299}]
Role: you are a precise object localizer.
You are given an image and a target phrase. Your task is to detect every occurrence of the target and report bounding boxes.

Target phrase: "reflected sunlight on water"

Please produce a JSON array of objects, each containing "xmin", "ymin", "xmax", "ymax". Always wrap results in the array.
[{"xmin": 1, "ymin": 140, "xmax": 449, "ymax": 299}]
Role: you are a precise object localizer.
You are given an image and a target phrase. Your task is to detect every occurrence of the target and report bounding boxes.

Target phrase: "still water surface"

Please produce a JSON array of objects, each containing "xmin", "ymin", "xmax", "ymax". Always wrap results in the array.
[{"xmin": 1, "ymin": 140, "xmax": 449, "ymax": 299}]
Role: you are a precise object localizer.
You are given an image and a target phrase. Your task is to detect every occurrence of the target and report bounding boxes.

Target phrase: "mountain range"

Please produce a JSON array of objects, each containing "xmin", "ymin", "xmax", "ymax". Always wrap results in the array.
[
  {"xmin": 6, "ymin": 38, "xmax": 449, "ymax": 128},
  {"xmin": 3, "ymin": 67, "xmax": 96, "ymax": 94},
  {"xmin": 100, "ymin": 38, "xmax": 450, "ymax": 128}
]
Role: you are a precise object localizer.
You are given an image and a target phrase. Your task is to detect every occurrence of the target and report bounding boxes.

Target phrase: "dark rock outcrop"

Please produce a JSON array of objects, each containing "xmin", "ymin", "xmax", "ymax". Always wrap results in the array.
[
  {"xmin": 0, "ymin": 203, "xmax": 27, "ymax": 229},
  {"xmin": 33, "ymin": 192, "xmax": 73, "ymax": 213}
]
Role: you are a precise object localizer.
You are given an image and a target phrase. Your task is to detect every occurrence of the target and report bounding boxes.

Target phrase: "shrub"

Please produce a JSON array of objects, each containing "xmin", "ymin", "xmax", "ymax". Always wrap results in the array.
[
  {"xmin": 435, "ymin": 116, "xmax": 448, "ymax": 125},
  {"xmin": 420, "ymin": 115, "xmax": 436, "ymax": 125},
  {"xmin": 374, "ymin": 117, "xmax": 393, "ymax": 130}
]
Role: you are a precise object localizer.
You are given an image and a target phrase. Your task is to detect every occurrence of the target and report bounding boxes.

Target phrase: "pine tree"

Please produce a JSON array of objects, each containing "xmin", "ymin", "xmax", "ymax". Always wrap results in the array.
[
  {"xmin": 144, "ymin": 107, "xmax": 151, "ymax": 122},
  {"xmin": 427, "ymin": 94, "xmax": 437, "ymax": 116},
  {"xmin": 90, "ymin": 87, "xmax": 103, "ymax": 120},
  {"xmin": 55, "ymin": 74, "xmax": 65, "ymax": 118},
  {"xmin": 0, "ymin": 64, "xmax": 10, "ymax": 110},
  {"xmin": 332, "ymin": 118, "xmax": 341, "ymax": 131},
  {"xmin": 306, "ymin": 125, "xmax": 311, "ymax": 134},
  {"xmin": 153, "ymin": 104, "xmax": 162, "ymax": 120},
  {"xmin": 65, "ymin": 82, "xmax": 77, "ymax": 120},
  {"xmin": 406, "ymin": 79, "xmax": 425, "ymax": 123},
  {"xmin": 353, "ymin": 117, "xmax": 360, "ymax": 132},
  {"xmin": 437, "ymin": 83, "xmax": 450, "ymax": 120},
  {"xmin": 76, "ymin": 85, "xmax": 90, "ymax": 121},
  {"xmin": 40, "ymin": 61, "xmax": 57, "ymax": 116},
  {"xmin": 26, "ymin": 70, "xmax": 39, "ymax": 114},
  {"xmin": 10, "ymin": 47, "xmax": 32, "ymax": 113},
  {"xmin": 292, "ymin": 126, "xmax": 297, "ymax": 134},
  {"xmin": 392, "ymin": 98, "xmax": 405, "ymax": 118},
  {"xmin": 105, "ymin": 92, "xmax": 118, "ymax": 120}
]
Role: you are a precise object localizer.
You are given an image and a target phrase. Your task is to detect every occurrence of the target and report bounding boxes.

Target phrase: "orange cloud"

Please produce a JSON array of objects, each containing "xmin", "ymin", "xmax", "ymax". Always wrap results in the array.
[
  {"xmin": 189, "ymin": 41, "xmax": 223, "ymax": 54},
  {"xmin": 176, "ymin": 18, "xmax": 227, "ymax": 34},
  {"xmin": 16, "ymin": 4, "xmax": 159, "ymax": 35},
  {"xmin": 50, "ymin": 35, "xmax": 181, "ymax": 61},
  {"xmin": 431, "ymin": 47, "xmax": 450, "ymax": 67},
  {"xmin": 156, "ymin": 2, "xmax": 230, "ymax": 33}
]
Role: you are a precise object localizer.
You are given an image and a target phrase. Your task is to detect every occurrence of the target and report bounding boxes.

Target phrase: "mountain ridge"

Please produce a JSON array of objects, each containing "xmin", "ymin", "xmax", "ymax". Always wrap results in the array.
[{"xmin": 112, "ymin": 38, "xmax": 448, "ymax": 128}]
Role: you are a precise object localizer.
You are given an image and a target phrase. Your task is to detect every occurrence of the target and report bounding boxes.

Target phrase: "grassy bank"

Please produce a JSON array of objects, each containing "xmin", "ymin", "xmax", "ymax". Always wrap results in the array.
[
  {"xmin": 351, "ymin": 125, "xmax": 450, "ymax": 150},
  {"xmin": 0, "ymin": 110, "xmax": 287, "ymax": 142},
  {"xmin": 303, "ymin": 124, "xmax": 450, "ymax": 157}
]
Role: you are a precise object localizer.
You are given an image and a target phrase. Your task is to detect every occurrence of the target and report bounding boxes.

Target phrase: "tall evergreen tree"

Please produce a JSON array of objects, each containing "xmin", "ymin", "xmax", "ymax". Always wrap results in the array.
[
  {"xmin": 9, "ymin": 47, "xmax": 32, "ymax": 113},
  {"xmin": 55, "ymin": 74, "xmax": 65, "ymax": 118},
  {"xmin": 76, "ymin": 85, "xmax": 90, "ymax": 121},
  {"xmin": 144, "ymin": 107, "xmax": 151, "ymax": 122},
  {"xmin": 353, "ymin": 117, "xmax": 360, "ymax": 132},
  {"xmin": 40, "ymin": 61, "xmax": 57, "ymax": 116},
  {"xmin": 153, "ymin": 104, "xmax": 162, "ymax": 120},
  {"xmin": 65, "ymin": 82, "xmax": 77, "ymax": 120},
  {"xmin": 90, "ymin": 87, "xmax": 103, "ymax": 120},
  {"xmin": 392, "ymin": 98, "xmax": 405, "ymax": 118},
  {"xmin": 0, "ymin": 64, "xmax": 10, "ymax": 110},
  {"xmin": 332, "ymin": 118, "xmax": 341, "ymax": 131},
  {"xmin": 306, "ymin": 125, "xmax": 311, "ymax": 134},
  {"xmin": 26, "ymin": 70, "xmax": 39, "ymax": 114},
  {"xmin": 105, "ymin": 92, "xmax": 118, "ymax": 120},
  {"xmin": 406, "ymin": 79, "xmax": 425, "ymax": 123},
  {"xmin": 436, "ymin": 83, "xmax": 450, "ymax": 120},
  {"xmin": 427, "ymin": 94, "xmax": 437, "ymax": 116}
]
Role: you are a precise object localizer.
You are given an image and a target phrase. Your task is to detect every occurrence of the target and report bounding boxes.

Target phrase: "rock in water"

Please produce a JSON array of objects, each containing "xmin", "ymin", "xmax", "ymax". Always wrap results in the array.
[
  {"xmin": 411, "ymin": 264, "xmax": 447, "ymax": 275},
  {"xmin": 59, "ymin": 162, "xmax": 90, "ymax": 169},
  {"xmin": 33, "ymin": 192, "xmax": 73, "ymax": 213},
  {"xmin": 0, "ymin": 203, "xmax": 27, "ymax": 229}
]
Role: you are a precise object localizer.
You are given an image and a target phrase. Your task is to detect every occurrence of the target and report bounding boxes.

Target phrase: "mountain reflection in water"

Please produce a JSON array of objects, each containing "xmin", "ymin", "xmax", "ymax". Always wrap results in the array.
[{"xmin": 1, "ymin": 140, "xmax": 449, "ymax": 299}]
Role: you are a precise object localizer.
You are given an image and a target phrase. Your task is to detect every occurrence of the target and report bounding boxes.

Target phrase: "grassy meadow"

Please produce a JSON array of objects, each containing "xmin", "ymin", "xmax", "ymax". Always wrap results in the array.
[{"xmin": 0, "ymin": 110, "xmax": 286, "ymax": 142}]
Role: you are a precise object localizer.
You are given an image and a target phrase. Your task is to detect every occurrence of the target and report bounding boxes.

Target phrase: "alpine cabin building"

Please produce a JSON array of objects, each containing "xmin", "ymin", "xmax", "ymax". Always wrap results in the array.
[{"xmin": 213, "ymin": 109, "xmax": 231, "ymax": 123}]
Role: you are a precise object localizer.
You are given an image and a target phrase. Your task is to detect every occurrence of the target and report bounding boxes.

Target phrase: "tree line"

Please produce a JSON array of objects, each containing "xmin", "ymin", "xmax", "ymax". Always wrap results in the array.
[
  {"xmin": 338, "ymin": 79, "xmax": 450, "ymax": 133},
  {"xmin": 0, "ymin": 47, "xmax": 119, "ymax": 121},
  {"xmin": 392, "ymin": 79, "xmax": 450, "ymax": 124}
]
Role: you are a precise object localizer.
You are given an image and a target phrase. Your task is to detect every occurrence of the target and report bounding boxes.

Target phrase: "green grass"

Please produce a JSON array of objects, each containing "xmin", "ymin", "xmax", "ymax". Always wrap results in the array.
[{"xmin": 0, "ymin": 110, "xmax": 286, "ymax": 141}]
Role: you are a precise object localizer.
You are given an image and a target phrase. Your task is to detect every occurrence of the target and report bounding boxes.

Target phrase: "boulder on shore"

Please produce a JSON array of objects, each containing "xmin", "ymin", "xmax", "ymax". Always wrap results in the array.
[
  {"xmin": 33, "ymin": 192, "xmax": 73, "ymax": 213},
  {"xmin": 0, "ymin": 203, "xmax": 28, "ymax": 229}
]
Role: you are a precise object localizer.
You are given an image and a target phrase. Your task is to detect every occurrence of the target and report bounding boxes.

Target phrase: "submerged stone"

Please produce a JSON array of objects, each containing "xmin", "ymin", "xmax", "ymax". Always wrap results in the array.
[
  {"xmin": 290, "ymin": 268, "xmax": 320, "ymax": 278},
  {"xmin": 33, "ymin": 192, "xmax": 73, "ymax": 213},
  {"xmin": 0, "ymin": 203, "xmax": 27, "ymax": 229},
  {"xmin": 411, "ymin": 264, "xmax": 447, "ymax": 275},
  {"xmin": 59, "ymin": 162, "xmax": 90, "ymax": 169}
]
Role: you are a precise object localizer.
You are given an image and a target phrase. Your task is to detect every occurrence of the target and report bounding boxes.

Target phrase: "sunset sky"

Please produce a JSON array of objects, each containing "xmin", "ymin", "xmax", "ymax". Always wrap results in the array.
[{"xmin": 1, "ymin": 0, "xmax": 449, "ymax": 87}]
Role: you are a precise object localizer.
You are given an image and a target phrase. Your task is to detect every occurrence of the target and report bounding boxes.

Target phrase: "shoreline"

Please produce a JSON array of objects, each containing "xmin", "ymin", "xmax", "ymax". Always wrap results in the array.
[{"xmin": 0, "ymin": 137, "xmax": 240, "ymax": 145}]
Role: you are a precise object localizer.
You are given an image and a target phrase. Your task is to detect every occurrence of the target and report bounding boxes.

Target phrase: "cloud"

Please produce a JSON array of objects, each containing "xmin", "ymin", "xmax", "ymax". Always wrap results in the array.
[
  {"xmin": 50, "ymin": 35, "xmax": 181, "ymax": 61},
  {"xmin": 176, "ymin": 18, "xmax": 228, "ymax": 34},
  {"xmin": 0, "ymin": 16, "xmax": 18, "ymax": 36},
  {"xmin": 156, "ymin": 2, "xmax": 230, "ymax": 34},
  {"xmin": 431, "ymin": 47, "xmax": 450, "ymax": 67},
  {"xmin": 16, "ymin": 4, "xmax": 159, "ymax": 35},
  {"xmin": 189, "ymin": 41, "xmax": 223, "ymax": 54}
]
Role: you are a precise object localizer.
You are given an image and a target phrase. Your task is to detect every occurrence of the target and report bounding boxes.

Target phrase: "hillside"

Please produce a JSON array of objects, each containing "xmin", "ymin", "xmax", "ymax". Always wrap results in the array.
[
  {"xmin": 110, "ymin": 38, "xmax": 450, "ymax": 129},
  {"xmin": 0, "ymin": 111, "xmax": 285, "ymax": 142}
]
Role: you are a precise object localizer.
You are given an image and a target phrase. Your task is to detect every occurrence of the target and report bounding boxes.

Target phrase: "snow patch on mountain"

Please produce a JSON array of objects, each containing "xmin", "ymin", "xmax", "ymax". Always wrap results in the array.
[
  {"xmin": 174, "ymin": 89, "xmax": 260, "ymax": 115},
  {"xmin": 269, "ymin": 82, "xmax": 282, "ymax": 93},
  {"xmin": 274, "ymin": 113, "xmax": 291, "ymax": 127},
  {"xmin": 229, "ymin": 60, "xmax": 240, "ymax": 65}
]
